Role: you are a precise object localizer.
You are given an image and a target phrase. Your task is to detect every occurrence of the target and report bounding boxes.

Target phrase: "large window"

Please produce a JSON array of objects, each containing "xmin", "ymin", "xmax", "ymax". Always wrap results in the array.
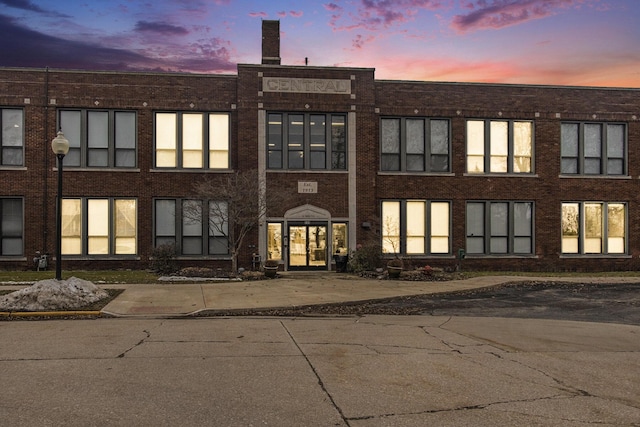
[
  {"xmin": 154, "ymin": 199, "xmax": 228, "ymax": 256},
  {"xmin": 466, "ymin": 201, "xmax": 533, "ymax": 255},
  {"xmin": 381, "ymin": 200, "xmax": 450, "ymax": 255},
  {"xmin": 466, "ymin": 120, "xmax": 533, "ymax": 174},
  {"xmin": 561, "ymin": 122, "xmax": 626, "ymax": 175},
  {"xmin": 562, "ymin": 202, "xmax": 626, "ymax": 254},
  {"xmin": 58, "ymin": 110, "xmax": 136, "ymax": 168},
  {"xmin": 155, "ymin": 112, "xmax": 230, "ymax": 169},
  {"xmin": 1, "ymin": 198, "xmax": 23, "ymax": 255},
  {"xmin": 1, "ymin": 108, "xmax": 24, "ymax": 166},
  {"xmin": 268, "ymin": 113, "xmax": 346, "ymax": 170},
  {"xmin": 381, "ymin": 118, "xmax": 449, "ymax": 172},
  {"xmin": 61, "ymin": 198, "xmax": 137, "ymax": 255}
]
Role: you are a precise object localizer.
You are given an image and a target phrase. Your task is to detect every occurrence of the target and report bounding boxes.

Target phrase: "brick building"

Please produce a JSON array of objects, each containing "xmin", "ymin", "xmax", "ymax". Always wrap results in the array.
[{"xmin": 1, "ymin": 20, "xmax": 639, "ymax": 273}]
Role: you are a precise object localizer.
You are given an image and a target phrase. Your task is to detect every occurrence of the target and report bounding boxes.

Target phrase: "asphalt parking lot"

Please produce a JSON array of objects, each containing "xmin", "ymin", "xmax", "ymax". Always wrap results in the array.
[{"xmin": 211, "ymin": 281, "xmax": 640, "ymax": 326}]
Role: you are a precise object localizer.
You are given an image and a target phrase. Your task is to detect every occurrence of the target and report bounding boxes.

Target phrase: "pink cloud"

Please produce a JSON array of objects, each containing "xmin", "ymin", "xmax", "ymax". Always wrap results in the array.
[
  {"xmin": 326, "ymin": 0, "xmax": 447, "ymax": 49},
  {"xmin": 451, "ymin": 0, "xmax": 590, "ymax": 33},
  {"xmin": 323, "ymin": 3, "xmax": 342, "ymax": 12},
  {"xmin": 248, "ymin": 11, "xmax": 268, "ymax": 18},
  {"xmin": 329, "ymin": 0, "xmax": 447, "ymax": 32}
]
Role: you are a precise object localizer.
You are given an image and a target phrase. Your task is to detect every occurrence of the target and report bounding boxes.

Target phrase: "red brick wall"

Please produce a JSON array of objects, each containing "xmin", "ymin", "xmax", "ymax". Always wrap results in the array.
[{"xmin": 1, "ymin": 66, "xmax": 639, "ymax": 272}]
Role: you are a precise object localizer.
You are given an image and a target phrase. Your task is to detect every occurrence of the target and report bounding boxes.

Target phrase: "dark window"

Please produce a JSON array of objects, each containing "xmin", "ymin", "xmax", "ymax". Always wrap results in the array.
[
  {"xmin": 1, "ymin": 198, "xmax": 23, "ymax": 255},
  {"xmin": 466, "ymin": 201, "xmax": 533, "ymax": 255},
  {"xmin": 268, "ymin": 113, "xmax": 347, "ymax": 170},
  {"xmin": 59, "ymin": 110, "xmax": 136, "ymax": 168},
  {"xmin": 561, "ymin": 122, "xmax": 626, "ymax": 175},
  {"xmin": 1, "ymin": 109, "xmax": 24, "ymax": 166},
  {"xmin": 381, "ymin": 118, "xmax": 450, "ymax": 172}
]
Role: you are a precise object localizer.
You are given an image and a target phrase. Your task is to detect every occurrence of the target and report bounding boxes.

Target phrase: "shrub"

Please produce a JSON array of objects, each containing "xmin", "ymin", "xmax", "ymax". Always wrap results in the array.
[
  {"xmin": 348, "ymin": 244, "xmax": 383, "ymax": 273},
  {"xmin": 150, "ymin": 243, "xmax": 179, "ymax": 275}
]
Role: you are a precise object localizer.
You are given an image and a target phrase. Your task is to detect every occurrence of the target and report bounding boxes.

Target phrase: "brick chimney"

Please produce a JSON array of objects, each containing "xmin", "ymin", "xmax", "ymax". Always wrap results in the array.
[{"xmin": 262, "ymin": 20, "xmax": 281, "ymax": 65}]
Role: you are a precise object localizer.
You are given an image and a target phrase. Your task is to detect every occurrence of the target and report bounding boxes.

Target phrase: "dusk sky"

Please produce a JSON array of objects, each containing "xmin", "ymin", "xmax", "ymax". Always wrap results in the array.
[{"xmin": 1, "ymin": 0, "xmax": 638, "ymax": 87}]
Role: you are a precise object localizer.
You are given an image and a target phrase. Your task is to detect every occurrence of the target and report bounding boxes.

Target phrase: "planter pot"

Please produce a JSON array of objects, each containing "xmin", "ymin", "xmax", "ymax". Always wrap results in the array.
[
  {"xmin": 263, "ymin": 266, "xmax": 278, "ymax": 278},
  {"xmin": 387, "ymin": 266, "xmax": 402, "ymax": 279}
]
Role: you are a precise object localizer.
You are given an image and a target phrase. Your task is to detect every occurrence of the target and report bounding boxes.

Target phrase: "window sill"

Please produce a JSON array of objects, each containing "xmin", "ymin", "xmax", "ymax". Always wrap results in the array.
[
  {"xmin": 150, "ymin": 169, "xmax": 235, "ymax": 174},
  {"xmin": 266, "ymin": 169, "xmax": 348, "ymax": 174},
  {"xmin": 559, "ymin": 174, "xmax": 631, "ymax": 180},
  {"xmin": 0, "ymin": 166, "xmax": 27, "ymax": 171},
  {"xmin": 58, "ymin": 256, "xmax": 141, "ymax": 261},
  {"xmin": 559, "ymin": 254, "xmax": 632, "ymax": 259},
  {"xmin": 0, "ymin": 256, "xmax": 27, "ymax": 261},
  {"xmin": 174, "ymin": 255, "xmax": 232, "ymax": 260},
  {"xmin": 463, "ymin": 254, "xmax": 538, "ymax": 258},
  {"xmin": 463, "ymin": 173, "xmax": 539, "ymax": 178},
  {"xmin": 56, "ymin": 167, "xmax": 141, "ymax": 172},
  {"xmin": 378, "ymin": 171, "xmax": 455, "ymax": 177}
]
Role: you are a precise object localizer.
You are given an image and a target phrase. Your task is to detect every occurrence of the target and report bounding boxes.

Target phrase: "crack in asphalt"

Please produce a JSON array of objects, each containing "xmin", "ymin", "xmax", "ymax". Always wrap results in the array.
[
  {"xmin": 117, "ymin": 328, "xmax": 152, "ymax": 358},
  {"xmin": 280, "ymin": 320, "xmax": 351, "ymax": 427}
]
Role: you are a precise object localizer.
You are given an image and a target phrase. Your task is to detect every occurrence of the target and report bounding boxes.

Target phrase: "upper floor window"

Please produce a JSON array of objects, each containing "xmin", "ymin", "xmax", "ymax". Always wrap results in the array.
[
  {"xmin": 1, "ymin": 108, "xmax": 24, "ymax": 166},
  {"xmin": 381, "ymin": 200, "xmax": 450, "ymax": 255},
  {"xmin": 62, "ymin": 198, "xmax": 137, "ymax": 255},
  {"xmin": 155, "ymin": 112, "xmax": 230, "ymax": 169},
  {"xmin": 1, "ymin": 198, "xmax": 23, "ymax": 256},
  {"xmin": 381, "ymin": 118, "xmax": 450, "ymax": 172},
  {"xmin": 268, "ymin": 113, "xmax": 346, "ymax": 170},
  {"xmin": 561, "ymin": 122, "xmax": 626, "ymax": 175},
  {"xmin": 562, "ymin": 202, "xmax": 626, "ymax": 255},
  {"xmin": 466, "ymin": 120, "xmax": 533, "ymax": 174},
  {"xmin": 466, "ymin": 201, "xmax": 533, "ymax": 255},
  {"xmin": 59, "ymin": 110, "xmax": 136, "ymax": 168},
  {"xmin": 154, "ymin": 199, "xmax": 228, "ymax": 256}
]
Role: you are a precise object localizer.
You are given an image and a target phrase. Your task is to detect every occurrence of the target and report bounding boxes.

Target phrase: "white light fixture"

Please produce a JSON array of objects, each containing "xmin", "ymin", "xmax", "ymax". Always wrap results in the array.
[{"xmin": 51, "ymin": 131, "xmax": 70, "ymax": 156}]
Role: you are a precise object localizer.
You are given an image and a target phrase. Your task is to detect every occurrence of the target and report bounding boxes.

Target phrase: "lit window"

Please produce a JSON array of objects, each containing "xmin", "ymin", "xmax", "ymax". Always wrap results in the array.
[
  {"xmin": 381, "ymin": 200, "xmax": 450, "ymax": 255},
  {"xmin": 466, "ymin": 120, "xmax": 533, "ymax": 174},
  {"xmin": 267, "ymin": 223, "xmax": 283, "ymax": 260},
  {"xmin": 62, "ymin": 198, "xmax": 137, "ymax": 255},
  {"xmin": 562, "ymin": 202, "xmax": 626, "ymax": 254},
  {"xmin": 155, "ymin": 112, "xmax": 230, "ymax": 169}
]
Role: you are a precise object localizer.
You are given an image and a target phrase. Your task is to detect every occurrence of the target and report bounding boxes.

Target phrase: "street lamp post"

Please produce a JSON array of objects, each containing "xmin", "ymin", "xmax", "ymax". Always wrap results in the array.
[{"xmin": 51, "ymin": 130, "xmax": 70, "ymax": 281}]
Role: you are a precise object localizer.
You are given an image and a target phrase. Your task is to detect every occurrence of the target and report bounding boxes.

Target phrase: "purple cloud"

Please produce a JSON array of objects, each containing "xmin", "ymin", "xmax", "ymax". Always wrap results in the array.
[
  {"xmin": 135, "ymin": 21, "xmax": 190, "ymax": 36},
  {"xmin": 0, "ymin": 14, "xmax": 235, "ymax": 73},
  {"xmin": 451, "ymin": 0, "xmax": 588, "ymax": 33},
  {"xmin": 328, "ymin": 0, "xmax": 446, "ymax": 48},
  {"xmin": 0, "ymin": 0, "xmax": 69, "ymax": 17}
]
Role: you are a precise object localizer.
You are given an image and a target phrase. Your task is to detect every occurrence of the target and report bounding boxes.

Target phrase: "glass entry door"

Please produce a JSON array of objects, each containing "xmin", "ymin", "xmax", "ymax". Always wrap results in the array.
[{"xmin": 288, "ymin": 223, "xmax": 328, "ymax": 270}]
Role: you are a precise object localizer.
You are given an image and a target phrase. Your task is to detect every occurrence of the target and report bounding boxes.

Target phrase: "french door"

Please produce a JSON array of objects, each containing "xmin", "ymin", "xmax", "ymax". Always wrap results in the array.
[{"xmin": 288, "ymin": 223, "xmax": 328, "ymax": 270}]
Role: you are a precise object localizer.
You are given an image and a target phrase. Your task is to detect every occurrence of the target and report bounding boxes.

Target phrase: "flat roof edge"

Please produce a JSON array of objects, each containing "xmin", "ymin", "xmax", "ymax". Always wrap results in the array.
[{"xmin": 374, "ymin": 78, "xmax": 640, "ymax": 91}]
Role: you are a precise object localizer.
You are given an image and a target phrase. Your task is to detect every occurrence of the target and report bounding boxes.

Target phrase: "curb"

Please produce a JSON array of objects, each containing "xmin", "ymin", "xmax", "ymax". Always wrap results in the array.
[{"xmin": 0, "ymin": 310, "xmax": 102, "ymax": 318}]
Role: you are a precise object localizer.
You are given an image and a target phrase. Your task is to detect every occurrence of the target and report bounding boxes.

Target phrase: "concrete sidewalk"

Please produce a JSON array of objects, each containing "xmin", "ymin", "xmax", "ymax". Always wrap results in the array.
[{"xmin": 100, "ymin": 272, "xmax": 640, "ymax": 317}]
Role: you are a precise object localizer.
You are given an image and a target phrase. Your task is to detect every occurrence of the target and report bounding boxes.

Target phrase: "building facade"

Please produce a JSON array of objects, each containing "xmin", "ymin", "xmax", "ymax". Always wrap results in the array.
[{"xmin": 1, "ymin": 20, "xmax": 639, "ymax": 273}]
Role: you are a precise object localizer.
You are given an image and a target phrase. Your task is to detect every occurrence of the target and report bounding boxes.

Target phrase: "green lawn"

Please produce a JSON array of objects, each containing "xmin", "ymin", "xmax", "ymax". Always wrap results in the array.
[{"xmin": 0, "ymin": 270, "xmax": 160, "ymax": 284}]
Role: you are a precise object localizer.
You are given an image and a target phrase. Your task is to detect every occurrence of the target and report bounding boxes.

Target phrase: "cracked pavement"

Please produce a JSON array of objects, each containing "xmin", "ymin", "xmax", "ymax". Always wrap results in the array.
[{"xmin": 1, "ymin": 315, "xmax": 639, "ymax": 426}]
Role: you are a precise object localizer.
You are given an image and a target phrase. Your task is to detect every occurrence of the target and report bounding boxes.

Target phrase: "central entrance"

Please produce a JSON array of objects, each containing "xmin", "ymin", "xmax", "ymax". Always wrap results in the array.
[{"xmin": 288, "ymin": 223, "xmax": 328, "ymax": 270}]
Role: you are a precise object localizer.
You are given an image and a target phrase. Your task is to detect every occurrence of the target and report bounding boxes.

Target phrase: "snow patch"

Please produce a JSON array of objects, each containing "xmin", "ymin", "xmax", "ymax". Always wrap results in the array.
[{"xmin": 0, "ymin": 277, "xmax": 108, "ymax": 312}]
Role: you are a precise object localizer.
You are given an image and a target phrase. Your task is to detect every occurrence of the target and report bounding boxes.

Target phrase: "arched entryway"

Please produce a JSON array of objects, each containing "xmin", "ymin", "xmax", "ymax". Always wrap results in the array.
[{"xmin": 265, "ymin": 204, "xmax": 348, "ymax": 271}]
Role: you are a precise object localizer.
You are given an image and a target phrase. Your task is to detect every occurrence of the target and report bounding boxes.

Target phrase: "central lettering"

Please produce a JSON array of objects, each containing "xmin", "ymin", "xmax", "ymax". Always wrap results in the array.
[{"xmin": 263, "ymin": 77, "xmax": 351, "ymax": 94}]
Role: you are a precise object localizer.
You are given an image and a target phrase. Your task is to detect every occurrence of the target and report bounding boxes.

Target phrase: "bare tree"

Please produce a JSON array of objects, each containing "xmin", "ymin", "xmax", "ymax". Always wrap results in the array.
[{"xmin": 184, "ymin": 169, "xmax": 285, "ymax": 272}]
